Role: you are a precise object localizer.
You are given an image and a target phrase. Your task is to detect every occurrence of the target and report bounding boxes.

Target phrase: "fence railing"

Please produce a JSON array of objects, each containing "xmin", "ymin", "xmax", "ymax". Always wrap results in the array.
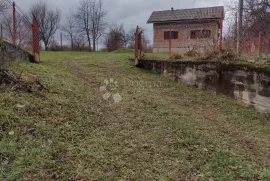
[{"xmin": 0, "ymin": 1, "xmax": 40, "ymax": 63}]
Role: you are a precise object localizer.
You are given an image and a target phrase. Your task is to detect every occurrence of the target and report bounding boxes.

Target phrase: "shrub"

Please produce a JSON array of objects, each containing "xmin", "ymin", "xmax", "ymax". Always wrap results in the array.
[
  {"xmin": 219, "ymin": 49, "xmax": 237, "ymax": 61},
  {"xmin": 200, "ymin": 49, "xmax": 237, "ymax": 61},
  {"xmin": 200, "ymin": 50, "xmax": 219, "ymax": 61},
  {"xmin": 184, "ymin": 49, "xmax": 200, "ymax": 57},
  {"xmin": 169, "ymin": 53, "xmax": 182, "ymax": 60}
]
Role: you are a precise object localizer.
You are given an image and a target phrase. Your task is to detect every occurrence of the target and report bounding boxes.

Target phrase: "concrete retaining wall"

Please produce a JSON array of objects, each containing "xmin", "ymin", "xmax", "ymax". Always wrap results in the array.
[
  {"xmin": 139, "ymin": 60, "xmax": 270, "ymax": 113},
  {"xmin": 1, "ymin": 41, "xmax": 33, "ymax": 62}
]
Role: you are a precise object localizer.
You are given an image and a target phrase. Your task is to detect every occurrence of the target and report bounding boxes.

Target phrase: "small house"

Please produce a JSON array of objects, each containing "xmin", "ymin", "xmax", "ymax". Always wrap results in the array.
[{"xmin": 147, "ymin": 6, "xmax": 224, "ymax": 53}]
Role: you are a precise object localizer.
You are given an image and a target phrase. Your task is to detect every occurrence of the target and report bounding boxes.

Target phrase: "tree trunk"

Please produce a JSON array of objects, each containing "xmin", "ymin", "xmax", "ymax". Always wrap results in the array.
[
  {"xmin": 43, "ymin": 39, "xmax": 49, "ymax": 51},
  {"xmin": 71, "ymin": 35, "xmax": 73, "ymax": 51},
  {"xmin": 93, "ymin": 39, "xmax": 96, "ymax": 52},
  {"xmin": 87, "ymin": 36, "xmax": 92, "ymax": 52}
]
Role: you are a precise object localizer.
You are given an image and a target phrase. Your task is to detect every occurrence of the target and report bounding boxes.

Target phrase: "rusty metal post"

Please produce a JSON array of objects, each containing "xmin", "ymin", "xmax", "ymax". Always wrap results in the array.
[
  {"xmin": 169, "ymin": 23, "xmax": 172, "ymax": 57},
  {"xmin": 237, "ymin": 0, "xmax": 244, "ymax": 55},
  {"xmin": 249, "ymin": 37, "xmax": 252, "ymax": 56},
  {"xmin": 139, "ymin": 32, "xmax": 143, "ymax": 60},
  {"xmin": 135, "ymin": 26, "xmax": 139, "ymax": 66},
  {"xmin": 13, "ymin": 2, "xmax": 16, "ymax": 46},
  {"xmin": 258, "ymin": 32, "xmax": 262, "ymax": 57},
  {"xmin": 32, "ymin": 14, "xmax": 40, "ymax": 63},
  {"xmin": 219, "ymin": 9, "xmax": 224, "ymax": 52}
]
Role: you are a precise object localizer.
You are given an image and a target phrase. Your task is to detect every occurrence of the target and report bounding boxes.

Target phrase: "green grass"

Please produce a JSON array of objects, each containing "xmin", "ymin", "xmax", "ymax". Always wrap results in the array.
[
  {"xmin": 143, "ymin": 52, "xmax": 200, "ymax": 61},
  {"xmin": 1, "ymin": 51, "xmax": 270, "ymax": 180},
  {"xmin": 112, "ymin": 48, "xmax": 134, "ymax": 53}
]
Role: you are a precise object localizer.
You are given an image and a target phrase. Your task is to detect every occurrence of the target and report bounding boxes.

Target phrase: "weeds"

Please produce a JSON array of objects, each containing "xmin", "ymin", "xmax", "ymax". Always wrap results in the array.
[
  {"xmin": 184, "ymin": 49, "xmax": 200, "ymax": 57},
  {"xmin": 169, "ymin": 53, "xmax": 182, "ymax": 60},
  {"xmin": 0, "ymin": 69, "xmax": 47, "ymax": 94},
  {"xmin": 0, "ymin": 51, "xmax": 269, "ymax": 180},
  {"xmin": 219, "ymin": 49, "xmax": 238, "ymax": 61}
]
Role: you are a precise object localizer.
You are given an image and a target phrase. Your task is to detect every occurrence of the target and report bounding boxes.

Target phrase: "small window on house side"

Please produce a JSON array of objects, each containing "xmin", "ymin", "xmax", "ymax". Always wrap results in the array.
[
  {"xmin": 190, "ymin": 30, "xmax": 200, "ymax": 39},
  {"xmin": 201, "ymin": 30, "xmax": 211, "ymax": 38},
  {"xmin": 191, "ymin": 30, "xmax": 211, "ymax": 39},
  {"xmin": 164, "ymin": 31, "xmax": 178, "ymax": 40}
]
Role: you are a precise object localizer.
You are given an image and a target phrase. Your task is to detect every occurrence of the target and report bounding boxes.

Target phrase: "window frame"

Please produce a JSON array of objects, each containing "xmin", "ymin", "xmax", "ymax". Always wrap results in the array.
[
  {"xmin": 164, "ymin": 31, "xmax": 178, "ymax": 40},
  {"xmin": 190, "ymin": 30, "xmax": 211, "ymax": 39}
]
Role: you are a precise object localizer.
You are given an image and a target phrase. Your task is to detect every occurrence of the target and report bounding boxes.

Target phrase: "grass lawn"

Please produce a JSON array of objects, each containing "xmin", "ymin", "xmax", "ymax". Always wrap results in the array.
[{"xmin": 1, "ymin": 51, "xmax": 270, "ymax": 181}]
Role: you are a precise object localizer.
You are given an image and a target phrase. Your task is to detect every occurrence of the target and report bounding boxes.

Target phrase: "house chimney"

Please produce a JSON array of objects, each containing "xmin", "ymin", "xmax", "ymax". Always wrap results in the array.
[{"xmin": 171, "ymin": 7, "xmax": 174, "ymax": 11}]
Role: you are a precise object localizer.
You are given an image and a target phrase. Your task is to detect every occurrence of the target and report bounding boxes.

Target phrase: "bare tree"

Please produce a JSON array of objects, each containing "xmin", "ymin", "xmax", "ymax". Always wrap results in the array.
[
  {"xmin": 104, "ymin": 24, "xmax": 128, "ymax": 52},
  {"xmin": 90, "ymin": 0, "xmax": 106, "ymax": 52},
  {"xmin": 122, "ymin": 32, "xmax": 131, "ymax": 49},
  {"xmin": 74, "ymin": 0, "xmax": 106, "ymax": 52},
  {"xmin": 61, "ymin": 16, "xmax": 76, "ymax": 50},
  {"xmin": 0, "ymin": 1, "xmax": 8, "ymax": 13},
  {"xmin": 227, "ymin": 0, "xmax": 270, "ymax": 36},
  {"xmin": 74, "ymin": 33, "xmax": 87, "ymax": 51},
  {"xmin": 74, "ymin": 0, "xmax": 92, "ymax": 51},
  {"xmin": 30, "ymin": 2, "xmax": 60, "ymax": 51}
]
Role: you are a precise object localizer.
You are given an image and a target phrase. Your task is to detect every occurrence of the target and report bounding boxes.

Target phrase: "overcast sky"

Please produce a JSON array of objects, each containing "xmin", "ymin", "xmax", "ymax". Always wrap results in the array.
[{"xmin": 14, "ymin": 0, "xmax": 232, "ymax": 47}]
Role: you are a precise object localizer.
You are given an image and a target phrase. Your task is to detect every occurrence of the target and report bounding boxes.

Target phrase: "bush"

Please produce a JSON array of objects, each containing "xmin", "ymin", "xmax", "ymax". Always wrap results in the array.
[
  {"xmin": 201, "ymin": 50, "xmax": 219, "ymax": 60},
  {"xmin": 184, "ymin": 49, "xmax": 200, "ymax": 57},
  {"xmin": 219, "ymin": 49, "xmax": 237, "ymax": 61},
  {"xmin": 169, "ymin": 53, "xmax": 182, "ymax": 60},
  {"xmin": 200, "ymin": 49, "xmax": 237, "ymax": 61}
]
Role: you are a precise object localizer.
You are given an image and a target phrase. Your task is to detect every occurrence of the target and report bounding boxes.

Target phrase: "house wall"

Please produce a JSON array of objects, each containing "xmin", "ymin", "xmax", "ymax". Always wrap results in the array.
[{"xmin": 153, "ymin": 21, "xmax": 220, "ymax": 53}]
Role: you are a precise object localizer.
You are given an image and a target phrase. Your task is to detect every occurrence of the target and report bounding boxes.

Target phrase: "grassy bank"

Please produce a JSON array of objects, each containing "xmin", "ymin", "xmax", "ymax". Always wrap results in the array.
[{"xmin": 1, "ymin": 51, "xmax": 270, "ymax": 180}]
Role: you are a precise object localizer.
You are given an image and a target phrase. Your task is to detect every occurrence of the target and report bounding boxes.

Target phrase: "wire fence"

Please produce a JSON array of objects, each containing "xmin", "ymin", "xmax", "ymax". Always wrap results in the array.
[{"xmin": 0, "ymin": 0, "xmax": 40, "ymax": 62}]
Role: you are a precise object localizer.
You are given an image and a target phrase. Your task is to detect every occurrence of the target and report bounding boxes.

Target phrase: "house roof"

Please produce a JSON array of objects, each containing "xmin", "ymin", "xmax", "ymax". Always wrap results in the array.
[{"xmin": 147, "ymin": 6, "xmax": 224, "ymax": 24}]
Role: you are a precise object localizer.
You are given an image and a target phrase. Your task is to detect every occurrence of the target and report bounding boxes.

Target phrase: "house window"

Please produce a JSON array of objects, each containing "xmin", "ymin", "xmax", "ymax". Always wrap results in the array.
[
  {"xmin": 164, "ymin": 31, "xmax": 178, "ymax": 40},
  {"xmin": 191, "ymin": 30, "xmax": 200, "ymax": 39},
  {"xmin": 190, "ymin": 30, "xmax": 211, "ymax": 39},
  {"xmin": 201, "ymin": 30, "xmax": 211, "ymax": 38}
]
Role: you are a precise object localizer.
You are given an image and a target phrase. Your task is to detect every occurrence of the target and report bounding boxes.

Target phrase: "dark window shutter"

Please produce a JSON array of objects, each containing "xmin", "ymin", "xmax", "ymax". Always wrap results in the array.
[
  {"xmin": 164, "ymin": 31, "xmax": 169, "ymax": 39},
  {"xmin": 164, "ymin": 31, "xmax": 178, "ymax": 39}
]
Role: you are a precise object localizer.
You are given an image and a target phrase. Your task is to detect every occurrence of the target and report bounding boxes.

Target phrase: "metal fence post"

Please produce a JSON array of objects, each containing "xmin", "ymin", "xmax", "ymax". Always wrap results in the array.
[
  {"xmin": 219, "ymin": 9, "xmax": 224, "ymax": 52},
  {"xmin": 1, "ymin": 24, "xmax": 2, "ymax": 39},
  {"xmin": 135, "ymin": 26, "xmax": 139, "ymax": 66},
  {"xmin": 139, "ymin": 31, "xmax": 142, "ymax": 60},
  {"xmin": 32, "ymin": 14, "xmax": 40, "ymax": 63},
  {"xmin": 13, "ymin": 2, "xmax": 16, "ymax": 46},
  {"xmin": 258, "ymin": 32, "xmax": 262, "ymax": 57},
  {"xmin": 169, "ymin": 23, "xmax": 172, "ymax": 57},
  {"xmin": 249, "ymin": 37, "xmax": 252, "ymax": 56}
]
